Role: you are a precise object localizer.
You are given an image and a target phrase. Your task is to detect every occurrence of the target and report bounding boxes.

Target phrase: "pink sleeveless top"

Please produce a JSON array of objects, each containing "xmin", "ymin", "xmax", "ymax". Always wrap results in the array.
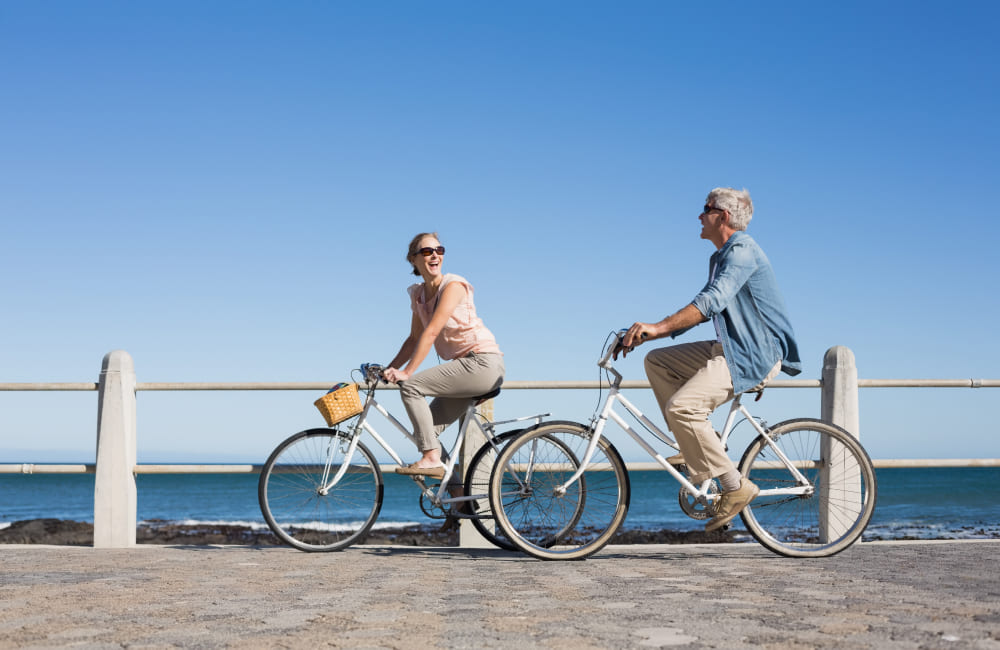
[{"xmin": 408, "ymin": 274, "xmax": 501, "ymax": 360}]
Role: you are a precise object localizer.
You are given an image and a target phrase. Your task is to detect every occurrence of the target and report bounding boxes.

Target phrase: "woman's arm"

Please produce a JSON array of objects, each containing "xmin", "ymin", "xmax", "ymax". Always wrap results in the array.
[
  {"xmin": 384, "ymin": 282, "xmax": 464, "ymax": 383},
  {"xmin": 386, "ymin": 312, "xmax": 423, "ymax": 371}
]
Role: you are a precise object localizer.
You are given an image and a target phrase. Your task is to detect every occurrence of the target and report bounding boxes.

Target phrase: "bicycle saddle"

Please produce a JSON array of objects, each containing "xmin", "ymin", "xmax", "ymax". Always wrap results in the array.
[{"xmin": 474, "ymin": 387, "xmax": 501, "ymax": 404}]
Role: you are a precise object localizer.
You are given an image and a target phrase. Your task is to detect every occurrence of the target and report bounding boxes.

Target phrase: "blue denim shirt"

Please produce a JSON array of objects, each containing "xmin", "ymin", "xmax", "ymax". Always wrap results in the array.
[{"xmin": 684, "ymin": 231, "xmax": 801, "ymax": 394}]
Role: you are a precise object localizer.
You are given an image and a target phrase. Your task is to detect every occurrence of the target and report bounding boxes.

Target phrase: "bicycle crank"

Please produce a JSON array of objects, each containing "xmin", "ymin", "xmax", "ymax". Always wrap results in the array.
[
  {"xmin": 418, "ymin": 483, "xmax": 449, "ymax": 520},
  {"xmin": 678, "ymin": 482, "xmax": 719, "ymax": 520}
]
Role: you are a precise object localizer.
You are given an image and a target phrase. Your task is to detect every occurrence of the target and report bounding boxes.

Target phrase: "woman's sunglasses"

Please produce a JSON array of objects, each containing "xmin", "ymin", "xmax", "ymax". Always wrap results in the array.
[{"xmin": 417, "ymin": 246, "xmax": 446, "ymax": 257}]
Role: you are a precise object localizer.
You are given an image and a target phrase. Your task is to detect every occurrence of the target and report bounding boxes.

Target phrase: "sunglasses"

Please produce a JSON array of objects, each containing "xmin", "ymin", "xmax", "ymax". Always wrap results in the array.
[
  {"xmin": 702, "ymin": 204, "xmax": 724, "ymax": 215},
  {"xmin": 417, "ymin": 246, "xmax": 446, "ymax": 257}
]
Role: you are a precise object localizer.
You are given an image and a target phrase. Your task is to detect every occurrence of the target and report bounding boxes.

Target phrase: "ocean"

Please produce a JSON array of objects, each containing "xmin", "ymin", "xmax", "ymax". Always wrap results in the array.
[{"xmin": 2, "ymin": 467, "xmax": 999, "ymax": 540}]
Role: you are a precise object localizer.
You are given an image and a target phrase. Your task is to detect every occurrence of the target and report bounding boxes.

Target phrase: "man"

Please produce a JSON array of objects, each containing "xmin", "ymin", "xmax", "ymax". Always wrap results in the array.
[{"xmin": 620, "ymin": 187, "xmax": 800, "ymax": 532}]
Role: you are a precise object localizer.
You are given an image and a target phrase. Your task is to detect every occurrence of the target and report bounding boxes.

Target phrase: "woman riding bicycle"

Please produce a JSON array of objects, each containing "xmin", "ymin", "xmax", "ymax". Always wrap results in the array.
[{"xmin": 383, "ymin": 232, "xmax": 505, "ymax": 479}]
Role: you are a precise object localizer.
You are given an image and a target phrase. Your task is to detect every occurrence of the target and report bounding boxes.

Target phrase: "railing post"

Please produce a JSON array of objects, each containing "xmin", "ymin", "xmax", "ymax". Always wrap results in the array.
[
  {"xmin": 94, "ymin": 350, "xmax": 137, "ymax": 548},
  {"xmin": 459, "ymin": 398, "xmax": 493, "ymax": 548},
  {"xmin": 822, "ymin": 346, "xmax": 859, "ymax": 435},
  {"xmin": 820, "ymin": 346, "xmax": 861, "ymax": 542}
]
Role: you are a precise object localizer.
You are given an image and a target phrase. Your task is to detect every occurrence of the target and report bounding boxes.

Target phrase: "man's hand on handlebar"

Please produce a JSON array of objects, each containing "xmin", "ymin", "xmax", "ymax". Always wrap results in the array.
[{"xmin": 614, "ymin": 323, "xmax": 652, "ymax": 360}]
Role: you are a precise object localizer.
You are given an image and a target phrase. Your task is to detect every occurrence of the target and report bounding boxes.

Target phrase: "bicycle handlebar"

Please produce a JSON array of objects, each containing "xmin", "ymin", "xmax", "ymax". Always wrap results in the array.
[
  {"xmin": 359, "ymin": 363, "xmax": 386, "ymax": 384},
  {"xmin": 601, "ymin": 329, "xmax": 648, "ymax": 365},
  {"xmin": 598, "ymin": 330, "xmax": 626, "ymax": 367}
]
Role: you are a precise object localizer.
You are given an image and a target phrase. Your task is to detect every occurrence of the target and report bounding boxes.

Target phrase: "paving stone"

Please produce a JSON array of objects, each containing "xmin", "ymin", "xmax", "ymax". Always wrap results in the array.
[{"xmin": 1, "ymin": 541, "xmax": 999, "ymax": 648}]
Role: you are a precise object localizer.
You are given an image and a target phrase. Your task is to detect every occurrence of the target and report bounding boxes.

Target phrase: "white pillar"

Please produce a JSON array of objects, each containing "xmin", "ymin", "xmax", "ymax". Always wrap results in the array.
[
  {"xmin": 822, "ymin": 346, "xmax": 859, "ymax": 435},
  {"xmin": 94, "ymin": 350, "xmax": 137, "ymax": 548},
  {"xmin": 819, "ymin": 346, "xmax": 861, "ymax": 543},
  {"xmin": 459, "ymin": 399, "xmax": 494, "ymax": 548}
]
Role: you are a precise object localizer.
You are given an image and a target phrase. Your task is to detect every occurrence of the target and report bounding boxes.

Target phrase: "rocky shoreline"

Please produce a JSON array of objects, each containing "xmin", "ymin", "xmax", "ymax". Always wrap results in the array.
[
  {"xmin": 0, "ymin": 519, "xmax": 738, "ymax": 547},
  {"xmin": 5, "ymin": 519, "xmax": 988, "ymax": 547}
]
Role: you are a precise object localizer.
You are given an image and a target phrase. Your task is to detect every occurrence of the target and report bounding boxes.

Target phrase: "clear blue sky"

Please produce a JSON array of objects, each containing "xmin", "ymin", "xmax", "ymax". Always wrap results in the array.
[{"xmin": 2, "ymin": 1, "xmax": 998, "ymax": 463}]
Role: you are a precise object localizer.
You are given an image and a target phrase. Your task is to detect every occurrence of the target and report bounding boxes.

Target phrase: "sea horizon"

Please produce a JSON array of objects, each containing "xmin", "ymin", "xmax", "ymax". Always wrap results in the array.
[{"xmin": 3, "ymin": 467, "xmax": 999, "ymax": 542}]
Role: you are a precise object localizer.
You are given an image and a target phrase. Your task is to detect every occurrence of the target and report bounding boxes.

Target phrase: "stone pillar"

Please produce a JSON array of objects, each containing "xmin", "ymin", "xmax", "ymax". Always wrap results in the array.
[
  {"xmin": 819, "ymin": 346, "xmax": 861, "ymax": 543},
  {"xmin": 822, "ymin": 346, "xmax": 859, "ymax": 435},
  {"xmin": 94, "ymin": 351, "xmax": 137, "ymax": 548},
  {"xmin": 459, "ymin": 398, "xmax": 493, "ymax": 548}
]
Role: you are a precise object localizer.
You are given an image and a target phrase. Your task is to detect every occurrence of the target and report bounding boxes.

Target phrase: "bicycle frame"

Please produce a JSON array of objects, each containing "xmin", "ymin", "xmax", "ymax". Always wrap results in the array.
[
  {"xmin": 552, "ymin": 335, "xmax": 814, "ymax": 504},
  {"xmin": 323, "ymin": 381, "xmax": 547, "ymax": 510}
]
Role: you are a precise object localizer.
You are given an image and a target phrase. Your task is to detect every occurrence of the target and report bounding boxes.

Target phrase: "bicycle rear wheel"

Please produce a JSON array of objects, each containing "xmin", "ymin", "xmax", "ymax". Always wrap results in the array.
[
  {"xmin": 258, "ymin": 428, "xmax": 383, "ymax": 552},
  {"xmin": 738, "ymin": 418, "xmax": 877, "ymax": 558},
  {"xmin": 489, "ymin": 421, "xmax": 630, "ymax": 560},
  {"xmin": 465, "ymin": 429, "xmax": 523, "ymax": 551}
]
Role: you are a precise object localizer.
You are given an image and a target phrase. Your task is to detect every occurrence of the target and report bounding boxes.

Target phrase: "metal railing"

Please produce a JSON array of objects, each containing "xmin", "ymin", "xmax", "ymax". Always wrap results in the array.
[
  {"xmin": 5, "ymin": 376, "xmax": 1000, "ymax": 478},
  {"xmin": 2, "ymin": 348, "xmax": 1000, "ymax": 548},
  {"xmin": 5, "ymin": 375, "xmax": 1000, "ymax": 477}
]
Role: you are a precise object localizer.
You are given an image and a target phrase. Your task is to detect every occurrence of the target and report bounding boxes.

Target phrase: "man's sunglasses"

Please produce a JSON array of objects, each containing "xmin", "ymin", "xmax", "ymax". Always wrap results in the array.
[
  {"xmin": 702, "ymin": 204, "xmax": 724, "ymax": 215},
  {"xmin": 417, "ymin": 246, "xmax": 446, "ymax": 257}
]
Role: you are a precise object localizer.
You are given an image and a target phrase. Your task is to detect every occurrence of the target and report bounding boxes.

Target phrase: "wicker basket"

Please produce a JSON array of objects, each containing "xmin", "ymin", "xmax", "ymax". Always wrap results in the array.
[{"xmin": 314, "ymin": 382, "xmax": 362, "ymax": 426}]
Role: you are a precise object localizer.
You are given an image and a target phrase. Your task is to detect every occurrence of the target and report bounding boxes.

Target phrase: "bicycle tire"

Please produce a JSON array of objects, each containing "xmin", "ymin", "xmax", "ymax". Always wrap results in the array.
[
  {"xmin": 464, "ymin": 429, "xmax": 523, "ymax": 551},
  {"xmin": 258, "ymin": 428, "xmax": 383, "ymax": 552},
  {"xmin": 738, "ymin": 418, "xmax": 877, "ymax": 558},
  {"xmin": 489, "ymin": 421, "xmax": 630, "ymax": 560}
]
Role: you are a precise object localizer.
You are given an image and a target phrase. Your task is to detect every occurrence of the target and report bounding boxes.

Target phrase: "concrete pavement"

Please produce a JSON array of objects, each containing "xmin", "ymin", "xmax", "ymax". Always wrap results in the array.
[{"xmin": 2, "ymin": 540, "xmax": 999, "ymax": 648}]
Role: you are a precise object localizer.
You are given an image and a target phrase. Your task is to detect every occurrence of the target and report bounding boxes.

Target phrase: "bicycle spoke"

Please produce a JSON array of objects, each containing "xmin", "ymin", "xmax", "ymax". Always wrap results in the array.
[
  {"xmin": 739, "ymin": 419, "xmax": 877, "ymax": 557},
  {"xmin": 259, "ymin": 430, "xmax": 383, "ymax": 552}
]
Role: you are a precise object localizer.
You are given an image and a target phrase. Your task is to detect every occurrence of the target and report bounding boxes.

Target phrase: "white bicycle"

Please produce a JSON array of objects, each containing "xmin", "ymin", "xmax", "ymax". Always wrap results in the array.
[
  {"xmin": 489, "ymin": 330, "xmax": 878, "ymax": 560},
  {"xmin": 258, "ymin": 363, "xmax": 550, "ymax": 552}
]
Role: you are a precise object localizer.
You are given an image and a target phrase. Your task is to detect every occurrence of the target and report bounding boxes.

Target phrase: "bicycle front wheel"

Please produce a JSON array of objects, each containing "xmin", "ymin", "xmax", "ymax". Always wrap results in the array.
[
  {"xmin": 489, "ymin": 422, "xmax": 630, "ymax": 560},
  {"xmin": 738, "ymin": 418, "xmax": 877, "ymax": 558},
  {"xmin": 258, "ymin": 428, "xmax": 383, "ymax": 552}
]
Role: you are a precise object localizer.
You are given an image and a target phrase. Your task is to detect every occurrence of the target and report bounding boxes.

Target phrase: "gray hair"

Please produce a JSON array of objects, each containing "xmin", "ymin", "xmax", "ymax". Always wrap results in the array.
[{"xmin": 706, "ymin": 187, "xmax": 753, "ymax": 231}]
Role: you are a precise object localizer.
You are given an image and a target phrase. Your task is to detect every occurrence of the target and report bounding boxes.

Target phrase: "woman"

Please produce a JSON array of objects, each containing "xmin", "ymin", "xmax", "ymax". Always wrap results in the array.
[{"xmin": 384, "ymin": 232, "xmax": 505, "ymax": 478}]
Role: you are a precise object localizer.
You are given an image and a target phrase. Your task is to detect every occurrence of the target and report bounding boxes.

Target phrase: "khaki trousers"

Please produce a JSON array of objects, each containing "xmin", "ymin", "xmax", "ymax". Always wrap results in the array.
[
  {"xmin": 644, "ymin": 341, "xmax": 780, "ymax": 483},
  {"xmin": 399, "ymin": 352, "xmax": 505, "ymax": 453}
]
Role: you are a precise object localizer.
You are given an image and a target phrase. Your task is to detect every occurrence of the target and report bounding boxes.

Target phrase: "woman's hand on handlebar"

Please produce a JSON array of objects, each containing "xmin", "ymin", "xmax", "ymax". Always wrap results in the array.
[{"xmin": 383, "ymin": 367, "xmax": 410, "ymax": 384}]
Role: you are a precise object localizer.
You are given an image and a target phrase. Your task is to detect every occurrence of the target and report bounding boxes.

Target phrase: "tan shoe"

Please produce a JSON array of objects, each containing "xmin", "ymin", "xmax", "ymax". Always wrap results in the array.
[
  {"xmin": 395, "ymin": 462, "xmax": 446, "ymax": 479},
  {"xmin": 705, "ymin": 479, "xmax": 759, "ymax": 532}
]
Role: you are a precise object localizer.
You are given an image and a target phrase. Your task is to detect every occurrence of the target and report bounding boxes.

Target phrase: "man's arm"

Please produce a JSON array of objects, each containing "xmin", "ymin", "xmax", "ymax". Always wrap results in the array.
[{"xmin": 619, "ymin": 303, "xmax": 707, "ymax": 355}]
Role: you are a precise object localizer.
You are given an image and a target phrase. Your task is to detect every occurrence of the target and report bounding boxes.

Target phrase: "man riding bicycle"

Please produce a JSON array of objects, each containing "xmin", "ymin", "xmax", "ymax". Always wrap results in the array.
[{"xmin": 619, "ymin": 187, "xmax": 801, "ymax": 532}]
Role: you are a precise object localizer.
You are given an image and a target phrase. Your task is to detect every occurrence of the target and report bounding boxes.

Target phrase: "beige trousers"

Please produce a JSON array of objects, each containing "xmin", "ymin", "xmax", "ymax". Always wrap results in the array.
[
  {"xmin": 399, "ymin": 352, "xmax": 505, "ymax": 453},
  {"xmin": 644, "ymin": 341, "xmax": 780, "ymax": 483}
]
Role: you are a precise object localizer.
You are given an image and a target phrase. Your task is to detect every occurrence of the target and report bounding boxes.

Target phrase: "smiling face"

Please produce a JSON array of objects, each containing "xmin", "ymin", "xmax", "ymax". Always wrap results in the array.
[{"xmin": 411, "ymin": 234, "xmax": 444, "ymax": 281}]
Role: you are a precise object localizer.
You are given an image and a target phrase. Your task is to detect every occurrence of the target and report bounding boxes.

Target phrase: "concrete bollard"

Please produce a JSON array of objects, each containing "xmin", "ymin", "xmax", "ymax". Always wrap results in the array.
[
  {"xmin": 94, "ymin": 351, "xmax": 137, "ymax": 548},
  {"xmin": 819, "ymin": 346, "xmax": 861, "ymax": 542},
  {"xmin": 459, "ymin": 398, "xmax": 494, "ymax": 548},
  {"xmin": 821, "ymin": 346, "xmax": 859, "ymax": 435}
]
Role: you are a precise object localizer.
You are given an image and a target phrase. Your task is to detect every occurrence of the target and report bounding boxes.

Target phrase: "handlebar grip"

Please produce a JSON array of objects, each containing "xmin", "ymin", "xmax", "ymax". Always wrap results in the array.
[{"xmin": 613, "ymin": 329, "xmax": 648, "ymax": 357}]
